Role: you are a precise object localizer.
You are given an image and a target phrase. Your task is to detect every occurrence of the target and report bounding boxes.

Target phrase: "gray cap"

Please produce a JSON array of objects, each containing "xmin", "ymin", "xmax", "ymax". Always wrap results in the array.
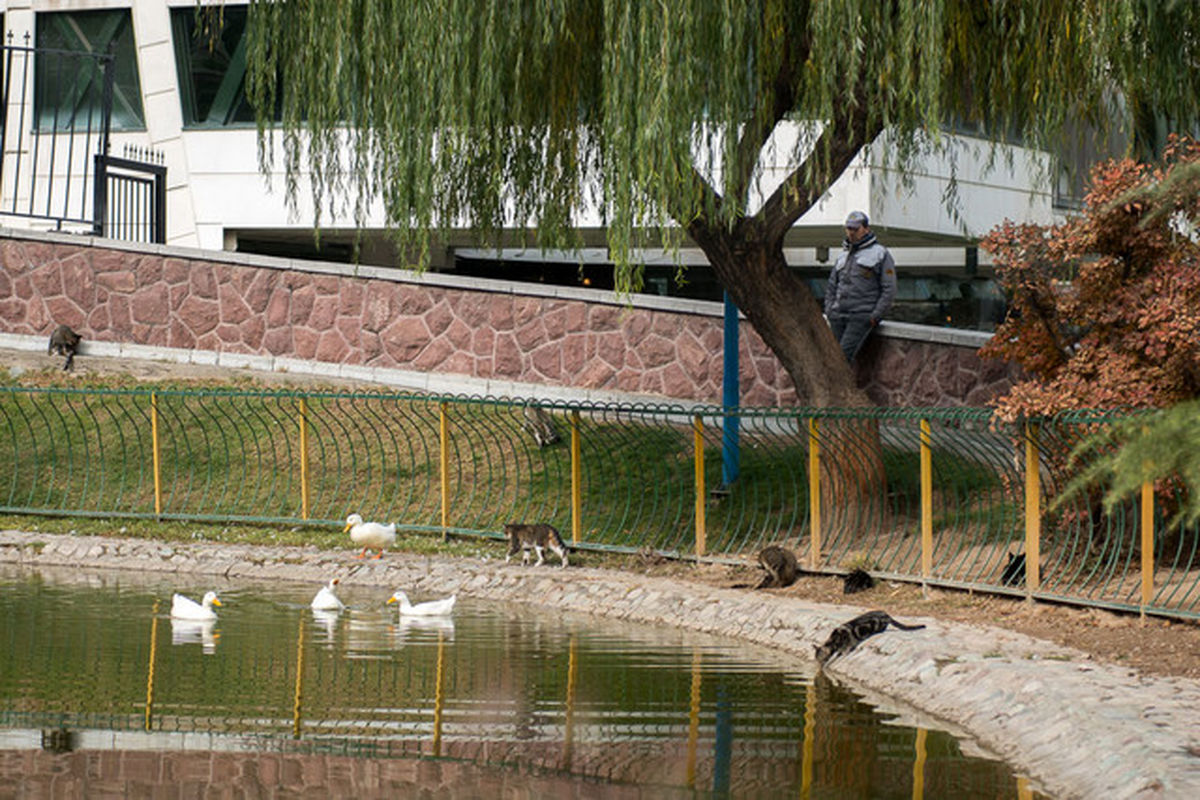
[{"xmin": 845, "ymin": 210, "xmax": 869, "ymax": 228}]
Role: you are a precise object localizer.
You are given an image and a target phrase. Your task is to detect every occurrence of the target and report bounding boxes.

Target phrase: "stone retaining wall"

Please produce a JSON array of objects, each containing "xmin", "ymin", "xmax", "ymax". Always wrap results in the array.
[
  {"xmin": 1, "ymin": 230, "xmax": 1015, "ymax": 406},
  {"xmin": 1, "ymin": 531, "xmax": 1196, "ymax": 799}
]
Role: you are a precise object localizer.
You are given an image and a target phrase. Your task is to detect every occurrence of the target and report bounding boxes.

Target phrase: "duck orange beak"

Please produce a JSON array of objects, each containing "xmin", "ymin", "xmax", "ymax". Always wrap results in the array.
[
  {"xmin": 386, "ymin": 596, "xmax": 398, "ymax": 605},
  {"xmin": 212, "ymin": 598, "xmax": 222, "ymax": 607},
  {"xmin": 343, "ymin": 522, "xmax": 353, "ymax": 532}
]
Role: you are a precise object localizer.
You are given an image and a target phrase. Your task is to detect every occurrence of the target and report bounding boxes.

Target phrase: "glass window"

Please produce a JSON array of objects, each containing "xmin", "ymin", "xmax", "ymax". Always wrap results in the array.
[
  {"xmin": 35, "ymin": 9, "xmax": 144, "ymax": 132},
  {"xmin": 171, "ymin": 5, "xmax": 260, "ymax": 127}
]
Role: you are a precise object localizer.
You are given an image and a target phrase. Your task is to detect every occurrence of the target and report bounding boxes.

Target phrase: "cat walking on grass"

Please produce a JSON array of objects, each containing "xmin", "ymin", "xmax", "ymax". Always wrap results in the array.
[{"xmin": 504, "ymin": 522, "xmax": 569, "ymax": 567}]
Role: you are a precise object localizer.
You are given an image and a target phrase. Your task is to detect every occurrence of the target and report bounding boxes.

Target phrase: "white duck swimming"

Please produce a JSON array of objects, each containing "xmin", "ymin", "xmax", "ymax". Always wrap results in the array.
[
  {"xmin": 311, "ymin": 578, "xmax": 346, "ymax": 611},
  {"xmin": 387, "ymin": 590, "xmax": 456, "ymax": 617},
  {"xmin": 171, "ymin": 591, "xmax": 222, "ymax": 621},
  {"xmin": 343, "ymin": 513, "xmax": 397, "ymax": 559}
]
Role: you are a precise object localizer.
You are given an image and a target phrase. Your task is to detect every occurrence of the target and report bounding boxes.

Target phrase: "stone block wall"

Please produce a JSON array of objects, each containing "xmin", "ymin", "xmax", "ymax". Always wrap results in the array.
[{"xmin": 0, "ymin": 232, "xmax": 1014, "ymax": 407}]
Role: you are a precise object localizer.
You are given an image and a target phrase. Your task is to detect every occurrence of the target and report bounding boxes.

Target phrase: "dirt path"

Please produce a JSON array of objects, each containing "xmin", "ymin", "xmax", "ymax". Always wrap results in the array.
[{"xmin": 689, "ymin": 558, "xmax": 1200, "ymax": 681}]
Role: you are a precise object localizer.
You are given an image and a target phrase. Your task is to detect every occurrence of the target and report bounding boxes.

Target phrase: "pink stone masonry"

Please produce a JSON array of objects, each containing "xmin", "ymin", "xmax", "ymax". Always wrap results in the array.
[{"xmin": 0, "ymin": 235, "xmax": 1013, "ymax": 406}]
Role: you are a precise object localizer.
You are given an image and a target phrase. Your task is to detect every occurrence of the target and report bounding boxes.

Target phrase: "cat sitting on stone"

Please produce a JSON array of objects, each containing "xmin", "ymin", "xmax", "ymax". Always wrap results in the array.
[
  {"xmin": 48, "ymin": 324, "xmax": 81, "ymax": 371},
  {"xmin": 815, "ymin": 610, "xmax": 926, "ymax": 666},
  {"xmin": 504, "ymin": 522, "xmax": 569, "ymax": 567}
]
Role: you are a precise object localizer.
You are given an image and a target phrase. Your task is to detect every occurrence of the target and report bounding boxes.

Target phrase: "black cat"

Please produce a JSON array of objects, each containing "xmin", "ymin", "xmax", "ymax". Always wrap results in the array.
[
  {"xmin": 815, "ymin": 610, "xmax": 926, "ymax": 665},
  {"xmin": 843, "ymin": 568, "xmax": 875, "ymax": 594},
  {"xmin": 1001, "ymin": 552, "xmax": 1026, "ymax": 587}
]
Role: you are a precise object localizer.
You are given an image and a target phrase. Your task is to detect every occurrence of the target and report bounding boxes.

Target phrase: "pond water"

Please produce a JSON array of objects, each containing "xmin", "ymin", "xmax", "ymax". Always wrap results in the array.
[{"xmin": 0, "ymin": 566, "xmax": 1046, "ymax": 798}]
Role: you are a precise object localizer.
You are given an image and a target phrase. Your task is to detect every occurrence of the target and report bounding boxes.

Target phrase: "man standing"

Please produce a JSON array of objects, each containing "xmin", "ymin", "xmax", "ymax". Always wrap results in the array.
[{"xmin": 823, "ymin": 210, "xmax": 897, "ymax": 363}]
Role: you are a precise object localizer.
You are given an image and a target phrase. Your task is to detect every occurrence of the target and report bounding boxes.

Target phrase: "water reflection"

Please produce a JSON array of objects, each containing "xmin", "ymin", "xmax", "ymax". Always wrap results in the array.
[
  {"xmin": 310, "ymin": 607, "xmax": 341, "ymax": 648},
  {"xmin": 395, "ymin": 614, "xmax": 455, "ymax": 643},
  {"xmin": 0, "ymin": 565, "xmax": 1047, "ymax": 798},
  {"xmin": 169, "ymin": 618, "xmax": 219, "ymax": 654}
]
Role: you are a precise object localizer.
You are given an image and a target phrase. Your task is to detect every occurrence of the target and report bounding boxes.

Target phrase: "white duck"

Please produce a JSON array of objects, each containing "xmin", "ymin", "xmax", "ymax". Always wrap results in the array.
[
  {"xmin": 171, "ymin": 591, "xmax": 221, "ymax": 621},
  {"xmin": 387, "ymin": 590, "xmax": 456, "ymax": 617},
  {"xmin": 311, "ymin": 578, "xmax": 346, "ymax": 611},
  {"xmin": 343, "ymin": 513, "xmax": 397, "ymax": 559}
]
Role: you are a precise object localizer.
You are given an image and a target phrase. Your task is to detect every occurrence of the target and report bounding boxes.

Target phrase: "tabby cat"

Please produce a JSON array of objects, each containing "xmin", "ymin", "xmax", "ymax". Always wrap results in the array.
[
  {"xmin": 755, "ymin": 545, "xmax": 800, "ymax": 589},
  {"xmin": 521, "ymin": 404, "xmax": 561, "ymax": 447},
  {"xmin": 504, "ymin": 522, "xmax": 569, "ymax": 567},
  {"xmin": 815, "ymin": 610, "xmax": 926, "ymax": 665},
  {"xmin": 48, "ymin": 324, "xmax": 81, "ymax": 371}
]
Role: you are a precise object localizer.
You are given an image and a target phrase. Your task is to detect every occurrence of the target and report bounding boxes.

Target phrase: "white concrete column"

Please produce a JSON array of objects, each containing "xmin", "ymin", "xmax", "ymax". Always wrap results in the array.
[{"xmin": 130, "ymin": 1, "xmax": 199, "ymax": 247}]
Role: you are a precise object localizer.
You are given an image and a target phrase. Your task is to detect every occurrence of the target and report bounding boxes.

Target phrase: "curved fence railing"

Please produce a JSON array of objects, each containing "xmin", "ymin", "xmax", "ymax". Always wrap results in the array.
[{"xmin": 1, "ymin": 386, "xmax": 1196, "ymax": 620}]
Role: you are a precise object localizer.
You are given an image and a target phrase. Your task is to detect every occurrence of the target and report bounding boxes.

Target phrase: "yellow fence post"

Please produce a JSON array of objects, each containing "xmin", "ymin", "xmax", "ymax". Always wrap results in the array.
[
  {"xmin": 808, "ymin": 418, "xmax": 822, "ymax": 570},
  {"xmin": 1023, "ymin": 422, "xmax": 1041, "ymax": 594},
  {"xmin": 144, "ymin": 598, "xmax": 159, "ymax": 731},
  {"xmin": 693, "ymin": 415, "xmax": 706, "ymax": 558},
  {"xmin": 298, "ymin": 397, "xmax": 310, "ymax": 521},
  {"xmin": 912, "ymin": 727, "xmax": 928, "ymax": 800},
  {"xmin": 292, "ymin": 615, "xmax": 305, "ymax": 739},
  {"xmin": 800, "ymin": 680, "xmax": 816, "ymax": 798},
  {"xmin": 439, "ymin": 401, "xmax": 450, "ymax": 542},
  {"xmin": 433, "ymin": 630, "xmax": 446, "ymax": 756},
  {"xmin": 920, "ymin": 419, "xmax": 933, "ymax": 581},
  {"xmin": 1141, "ymin": 481, "xmax": 1154, "ymax": 617},
  {"xmin": 686, "ymin": 649, "xmax": 702, "ymax": 789},
  {"xmin": 562, "ymin": 634, "xmax": 578, "ymax": 769},
  {"xmin": 150, "ymin": 392, "xmax": 162, "ymax": 519},
  {"xmin": 571, "ymin": 411, "xmax": 581, "ymax": 545}
]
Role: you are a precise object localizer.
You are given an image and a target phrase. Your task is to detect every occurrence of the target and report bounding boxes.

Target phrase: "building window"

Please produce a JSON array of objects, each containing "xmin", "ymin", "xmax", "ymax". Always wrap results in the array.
[
  {"xmin": 172, "ymin": 5, "xmax": 260, "ymax": 128},
  {"xmin": 35, "ymin": 9, "xmax": 145, "ymax": 132}
]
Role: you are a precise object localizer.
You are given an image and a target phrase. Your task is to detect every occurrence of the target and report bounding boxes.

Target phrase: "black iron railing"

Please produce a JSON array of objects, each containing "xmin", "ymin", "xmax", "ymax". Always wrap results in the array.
[{"xmin": 1, "ymin": 35, "xmax": 165, "ymax": 243}]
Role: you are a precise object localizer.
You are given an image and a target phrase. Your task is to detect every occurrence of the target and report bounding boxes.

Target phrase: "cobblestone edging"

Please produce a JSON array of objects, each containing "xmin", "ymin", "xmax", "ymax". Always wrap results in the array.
[{"xmin": 2, "ymin": 531, "xmax": 1198, "ymax": 799}]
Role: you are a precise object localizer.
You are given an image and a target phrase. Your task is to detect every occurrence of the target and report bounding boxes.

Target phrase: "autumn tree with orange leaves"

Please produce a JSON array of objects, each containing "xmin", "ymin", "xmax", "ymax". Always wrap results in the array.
[{"xmin": 982, "ymin": 136, "xmax": 1200, "ymax": 421}]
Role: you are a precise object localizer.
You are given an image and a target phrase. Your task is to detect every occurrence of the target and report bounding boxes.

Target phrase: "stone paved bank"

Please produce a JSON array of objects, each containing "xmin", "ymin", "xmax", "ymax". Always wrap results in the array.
[{"xmin": 2, "ymin": 531, "xmax": 1198, "ymax": 799}]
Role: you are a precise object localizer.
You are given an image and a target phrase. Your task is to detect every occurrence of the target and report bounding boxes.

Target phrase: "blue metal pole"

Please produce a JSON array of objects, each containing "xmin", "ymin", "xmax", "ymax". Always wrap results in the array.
[{"xmin": 722, "ymin": 291, "xmax": 740, "ymax": 487}]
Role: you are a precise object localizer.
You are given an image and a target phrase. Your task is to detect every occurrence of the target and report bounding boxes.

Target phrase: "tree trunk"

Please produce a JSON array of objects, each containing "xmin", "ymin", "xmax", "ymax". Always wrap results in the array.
[
  {"xmin": 690, "ymin": 221, "xmax": 887, "ymax": 565},
  {"xmin": 688, "ymin": 220, "xmax": 867, "ymax": 409}
]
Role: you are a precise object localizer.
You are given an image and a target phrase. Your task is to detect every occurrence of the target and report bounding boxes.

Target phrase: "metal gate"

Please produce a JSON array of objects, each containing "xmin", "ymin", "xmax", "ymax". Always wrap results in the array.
[{"xmin": 0, "ymin": 34, "xmax": 165, "ymax": 243}]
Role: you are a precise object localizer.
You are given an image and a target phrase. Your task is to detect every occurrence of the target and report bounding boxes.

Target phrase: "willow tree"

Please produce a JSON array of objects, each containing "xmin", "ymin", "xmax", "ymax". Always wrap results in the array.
[{"xmin": 243, "ymin": 1, "xmax": 1200, "ymax": 408}]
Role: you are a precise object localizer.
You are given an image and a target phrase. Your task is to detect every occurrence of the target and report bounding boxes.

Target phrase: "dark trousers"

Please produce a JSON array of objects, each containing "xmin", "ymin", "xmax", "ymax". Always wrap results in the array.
[{"xmin": 828, "ymin": 314, "xmax": 874, "ymax": 363}]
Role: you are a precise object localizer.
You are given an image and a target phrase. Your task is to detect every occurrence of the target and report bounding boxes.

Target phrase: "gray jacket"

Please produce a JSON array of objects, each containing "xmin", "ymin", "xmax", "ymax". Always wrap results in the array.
[{"xmin": 823, "ymin": 238, "xmax": 897, "ymax": 322}]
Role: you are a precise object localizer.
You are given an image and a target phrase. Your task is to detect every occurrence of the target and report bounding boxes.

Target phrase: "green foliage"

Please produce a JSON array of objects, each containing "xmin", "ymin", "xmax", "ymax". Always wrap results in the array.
[
  {"xmin": 242, "ymin": 1, "xmax": 1200, "ymax": 279},
  {"xmin": 240, "ymin": 2, "xmax": 1200, "ymax": 406},
  {"xmin": 1060, "ymin": 402, "xmax": 1200, "ymax": 525}
]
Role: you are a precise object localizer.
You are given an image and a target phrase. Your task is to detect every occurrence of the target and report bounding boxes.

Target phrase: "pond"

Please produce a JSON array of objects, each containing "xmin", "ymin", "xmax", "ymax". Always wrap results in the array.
[{"xmin": 0, "ymin": 566, "xmax": 1046, "ymax": 798}]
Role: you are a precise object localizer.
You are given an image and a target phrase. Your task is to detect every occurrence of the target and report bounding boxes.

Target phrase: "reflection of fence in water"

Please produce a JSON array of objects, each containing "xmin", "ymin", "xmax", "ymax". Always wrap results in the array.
[
  {"xmin": 1, "ymin": 619, "xmax": 1028, "ymax": 797},
  {"xmin": 0, "ymin": 386, "xmax": 1197, "ymax": 620}
]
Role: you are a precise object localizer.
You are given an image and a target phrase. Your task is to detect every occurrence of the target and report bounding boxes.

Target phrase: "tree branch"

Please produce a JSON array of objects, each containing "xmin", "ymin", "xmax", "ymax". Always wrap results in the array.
[{"xmin": 756, "ymin": 95, "xmax": 882, "ymax": 243}]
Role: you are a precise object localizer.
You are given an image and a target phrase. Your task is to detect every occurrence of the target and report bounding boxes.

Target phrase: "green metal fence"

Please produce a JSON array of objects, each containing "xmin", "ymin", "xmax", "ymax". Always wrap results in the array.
[{"xmin": 2, "ymin": 386, "xmax": 1197, "ymax": 620}]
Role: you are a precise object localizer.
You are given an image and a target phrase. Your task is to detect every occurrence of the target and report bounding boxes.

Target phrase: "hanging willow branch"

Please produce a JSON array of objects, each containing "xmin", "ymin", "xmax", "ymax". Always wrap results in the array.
[{"xmin": 244, "ymin": 0, "xmax": 1200, "ymax": 294}]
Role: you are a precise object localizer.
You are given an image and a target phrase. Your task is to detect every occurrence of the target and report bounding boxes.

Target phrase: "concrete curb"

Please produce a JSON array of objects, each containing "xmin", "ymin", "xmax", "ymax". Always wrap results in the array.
[{"xmin": 1, "ymin": 530, "xmax": 1197, "ymax": 799}]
